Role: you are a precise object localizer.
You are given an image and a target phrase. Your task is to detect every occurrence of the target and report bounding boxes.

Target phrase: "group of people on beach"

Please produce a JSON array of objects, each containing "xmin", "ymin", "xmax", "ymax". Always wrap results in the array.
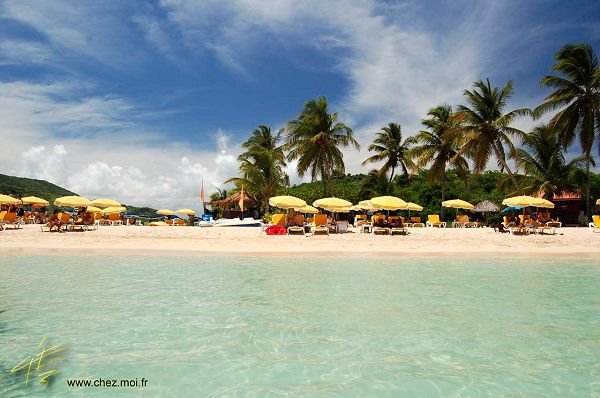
[{"xmin": 45, "ymin": 207, "xmax": 95, "ymax": 232}]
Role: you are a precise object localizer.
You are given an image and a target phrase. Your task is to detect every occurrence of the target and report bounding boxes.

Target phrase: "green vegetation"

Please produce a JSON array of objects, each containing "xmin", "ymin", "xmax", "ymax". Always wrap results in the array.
[
  {"xmin": 362, "ymin": 122, "xmax": 413, "ymax": 191},
  {"xmin": 0, "ymin": 173, "xmax": 76, "ymax": 202},
  {"xmin": 285, "ymin": 96, "xmax": 359, "ymax": 196},
  {"xmin": 221, "ymin": 42, "xmax": 600, "ymax": 222},
  {"xmin": 226, "ymin": 125, "xmax": 289, "ymax": 212},
  {"xmin": 534, "ymin": 43, "xmax": 600, "ymax": 220}
]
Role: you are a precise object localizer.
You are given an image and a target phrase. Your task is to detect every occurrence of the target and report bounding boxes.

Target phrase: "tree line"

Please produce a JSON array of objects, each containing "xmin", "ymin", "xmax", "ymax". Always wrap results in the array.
[{"xmin": 217, "ymin": 43, "xmax": 600, "ymax": 220}]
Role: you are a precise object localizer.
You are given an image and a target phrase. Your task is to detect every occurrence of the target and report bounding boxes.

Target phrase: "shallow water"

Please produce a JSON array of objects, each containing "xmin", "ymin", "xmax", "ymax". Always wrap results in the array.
[{"xmin": 0, "ymin": 254, "xmax": 599, "ymax": 397}]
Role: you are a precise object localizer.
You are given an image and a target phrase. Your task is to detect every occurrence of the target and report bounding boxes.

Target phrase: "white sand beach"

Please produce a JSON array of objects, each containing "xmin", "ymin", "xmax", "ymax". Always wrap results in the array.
[{"xmin": 1, "ymin": 224, "xmax": 599, "ymax": 257}]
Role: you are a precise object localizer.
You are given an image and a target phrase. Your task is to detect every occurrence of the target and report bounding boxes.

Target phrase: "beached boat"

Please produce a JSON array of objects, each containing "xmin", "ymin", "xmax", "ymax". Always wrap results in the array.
[{"xmin": 210, "ymin": 218, "xmax": 263, "ymax": 227}]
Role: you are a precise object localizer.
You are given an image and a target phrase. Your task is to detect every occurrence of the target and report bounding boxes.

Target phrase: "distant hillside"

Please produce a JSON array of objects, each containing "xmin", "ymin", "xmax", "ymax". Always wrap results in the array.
[
  {"xmin": 0, "ymin": 173, "xmax": 76, "ymax": 203},
  {"xmin": 0, "ymin": 173, "xmax": 158, "ymax": 214}
]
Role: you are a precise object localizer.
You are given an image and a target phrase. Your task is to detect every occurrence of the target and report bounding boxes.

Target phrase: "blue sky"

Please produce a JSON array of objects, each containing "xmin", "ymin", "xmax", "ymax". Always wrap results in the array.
[{"xmin": 1, "ymin": 0, "xmax": 599, "ymax": 209}]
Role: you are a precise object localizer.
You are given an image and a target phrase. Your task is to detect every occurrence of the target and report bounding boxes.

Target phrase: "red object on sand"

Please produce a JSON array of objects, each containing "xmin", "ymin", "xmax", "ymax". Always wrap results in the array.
[{"xmin": 265, "ymin": 225, "xmax": 286, "ymax": 235}]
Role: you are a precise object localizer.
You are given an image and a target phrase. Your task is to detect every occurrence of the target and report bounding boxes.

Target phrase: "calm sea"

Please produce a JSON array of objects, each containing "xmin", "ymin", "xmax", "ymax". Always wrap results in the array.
[{"xmin": 1, "ymin": 254, "xmax": 599, "ymax": 397}]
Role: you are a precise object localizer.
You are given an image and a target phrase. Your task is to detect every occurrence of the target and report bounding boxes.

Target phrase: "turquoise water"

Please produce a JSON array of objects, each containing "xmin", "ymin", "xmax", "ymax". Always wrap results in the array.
[{"xmin": 0, "ymin": 255, "xmax": 599, "ymax": 397}]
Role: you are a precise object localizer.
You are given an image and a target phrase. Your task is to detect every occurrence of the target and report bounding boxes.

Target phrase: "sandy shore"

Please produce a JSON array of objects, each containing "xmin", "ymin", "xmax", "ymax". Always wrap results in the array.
[{"xmin": 1, "ymin": 223, "xmax": 599, "ymax": 258}]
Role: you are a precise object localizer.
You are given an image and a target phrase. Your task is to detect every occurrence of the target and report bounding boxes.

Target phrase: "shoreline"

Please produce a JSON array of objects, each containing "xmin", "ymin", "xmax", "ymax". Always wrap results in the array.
[{"xmin": 1, "ymin": 224, "xmax": 599, "ymax": 258}]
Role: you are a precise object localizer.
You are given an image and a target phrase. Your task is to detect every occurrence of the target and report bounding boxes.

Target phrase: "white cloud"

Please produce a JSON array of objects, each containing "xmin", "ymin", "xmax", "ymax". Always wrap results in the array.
[
  {"xmin": 2, "ymin": 0, "xmax": 588, "ymax": 207},
  {"xmin": 0, "ymin": 80, "xmax": 241, "ymax": 210}
]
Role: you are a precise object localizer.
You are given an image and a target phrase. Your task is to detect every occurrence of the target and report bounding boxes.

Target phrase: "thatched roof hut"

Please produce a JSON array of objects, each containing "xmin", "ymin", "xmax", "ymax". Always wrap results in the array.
[
  {"xmin": 209, "ymin": 191, "xmax": 257, "ymax": 210},
  {"xmin": 474, "ymin": 200, "xmax": 500, "ymax": 212}
]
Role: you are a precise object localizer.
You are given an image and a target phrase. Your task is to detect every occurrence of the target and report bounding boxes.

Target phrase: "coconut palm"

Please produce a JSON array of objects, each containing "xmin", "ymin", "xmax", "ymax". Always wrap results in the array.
[
  {"xmin": 508, "ymin": 124, "xmax": 586, "ymax": 198},
  {"xmin": 226, "ymin": 125, "xmax": 289, "ymax": 211},
  {"xmin": 285, "ymin": 96, "xmax": 359, "ymax": 196},
  {"xmin": 410, "ymin": 104, "xmax": 469, "ymax": 218},
  {"xmin": 362, "ymin": 122, "xmax": 414, "ymax": 193},
  {"xmin": 358, "ymin": 169, "xmax": 396, "ymax": 199},
  {"xmin": 457, "ymin": 79, "xmax": 529, "ymax": 191},
  {"xmin": 533, "ymin": 43, "xmax": 600, "ymax": 220}
]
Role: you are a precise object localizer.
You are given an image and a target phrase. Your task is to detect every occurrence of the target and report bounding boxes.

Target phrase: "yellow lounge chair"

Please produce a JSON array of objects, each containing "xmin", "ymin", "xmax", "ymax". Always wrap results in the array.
[
  {"xmin": 354, "ymin": 214, "xmax": 367, "ymax": 228},
  {"xmin": 390, "ymin": 226, "xmax": 408, "ymax": 235},
  {"xmin": 372, "ymin": 226, "xmax": 390, "ymax": 235},
  {"xmin": 311, "ymin": 213, "xmax": 329, "ymax": 235},
  {"xmin": 271, "ymin": 213, "xmax": 287, "ymax": 226},
  {"xmin": 426, "ymin": 215, "xmax": 446, "ymax": 228},
  {"xmin": 1, "ymin": 211, "xmax": 22, "ymax": 230},
  {"xmin": 287, "ymin": 226, "xmax": 306, "ymax": 235},
  {"xmin": 453, "ymin": 214, "xmax": 468, "ymax": 228},
  {"xmin": 589, "ymin": 215, "xmax": 600, "ymax": 232}
]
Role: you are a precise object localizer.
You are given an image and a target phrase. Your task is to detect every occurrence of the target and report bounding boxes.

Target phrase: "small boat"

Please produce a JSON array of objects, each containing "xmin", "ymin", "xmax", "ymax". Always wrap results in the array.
[{"xmin": 212, "ymin": 218, "xmax": 263, "ymax": 227}]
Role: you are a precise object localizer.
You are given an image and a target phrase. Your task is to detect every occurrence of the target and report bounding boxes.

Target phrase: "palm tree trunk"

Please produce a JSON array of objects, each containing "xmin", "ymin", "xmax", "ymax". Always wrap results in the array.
[
  {"xmin": 586, "ymin": 156, "xmax": 591, "ymax": 223},
  {"xmin": 320, "ymin": 165, "xmax": 328, "ymax": 196},
  {"xmin": 441, "ymin": 172, "xmax": 445, "ymax": 219},
  {"xmin": 386, "ymin": 167, "xmax": 395, "ymax": 195},
  {"xmin": 493, "ymin": 144, "xmax": 520, "ymax": 193}
]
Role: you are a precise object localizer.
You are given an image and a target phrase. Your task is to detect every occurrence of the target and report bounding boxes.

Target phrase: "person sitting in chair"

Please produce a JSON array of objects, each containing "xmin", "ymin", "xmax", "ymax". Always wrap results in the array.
[{"xmin": 46, "ymin": 210, "xmax": 64, "ymax": 232}]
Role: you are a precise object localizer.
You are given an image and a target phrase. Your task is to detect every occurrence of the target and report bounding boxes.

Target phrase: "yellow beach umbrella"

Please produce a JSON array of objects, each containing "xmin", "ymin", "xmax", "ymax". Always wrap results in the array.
[
  {"xmin": 91, "ymin": 198, "xmax": 122, "ymax": 208},
  {"xmin": 313, "ymin": 197, "xmax": 352, "ymax": 209},
  {"xmin": 536, "ymin": 198, "xmax": 555, "ymax": 209},
  {"xmin": 352, "ymin": 200, "xmax": 380, "ymax": 211},
  {"xmin": 103, "ymin": 206, "xmax": 127, "ymax": 214},
  {"xmin": 176, "ymin": 208, "xmax": 196, "ymax": 215},
  {"xmin": 441, "ymin": 199, "xmax": 474, "ymax": 210},
  {"xmin": 86, "ymin": 206, "xmax": 104, "ymax": 213},
  {"xmin": 502, "ymin": 195, "xmax": 547, "ymax": 207},
  {"xmin": 404, "ymin": 202, "xmax": 423, "ymax": 211},
  {"xmin": 54, "ymin": 195, "xmax": 92, "ymax": 207},
  {"xmin": 156, "ymin": 209, "xmax": 176, "ymax": 216},
  {"xmin": 0, "ymin": 194, "xmax": 21, "ymax": 204},
  {"xmin": 323, "ymin": 206, "xmax": 351, "ymax": 213},
  {"xmin": 369, "ymin": 196, "xmax": 407, "ymax": 210},
  {"xmin": 21, "ymin": 196, "xmax": 49, "ymax": 206},
  {"xmin": 295, "ymin": 205, "xmax": 319, "ymax": 213},
  {"xmin": 269, "ymin": 195, "xmax": 306, "ymax": 209}
]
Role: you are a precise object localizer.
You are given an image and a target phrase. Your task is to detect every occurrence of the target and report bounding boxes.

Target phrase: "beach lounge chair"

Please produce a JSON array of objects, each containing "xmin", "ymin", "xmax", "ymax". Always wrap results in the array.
[
  {"xmin": 0, "ymin": 211, "xmax": 5, "ymax": 231},
  {"xmin": 271, "ymin": 213, "xmax": 287, "ymax": 226},
  {"xmin": 1, "ymin": 211, "xmax": 22, "ymax": 230},
  {"xmin": 390, "ymin": 226, "xmax": 408, "ymax": 235},
  {"xmin": 354, "ymin": 215, "xmax": 367, "ymax": 228},
  {"xmin": 453, "ymin": 214, "xmax": 468, "ymax": 228},
  {"xmin": 108, "ymin": 213, "xmax": 123, "ymax": 226},
  {"xmin": 311, "ymin": 213, "xmax": 329, "ymax": 235},
  {"xmin": 372, "ymin": 226, "xmax": 390, "ymax": 235},
  {"xmin": 410, "ymin": 216, "xmax": 425, "ymax": 227},
  {"xmin": 336, "ymin": 220, "xmax": 349, "ymax": 233},
  {"xmin": 589, "ymin": 215, "xmax": 600, "ymax": 232},
  {"xmin": 462, "ymin": 215, "xmax": 478, "ymax": 228},
  {"xmin": 287, "ymin": 225, "xmax": 306, "ymax": 235},
  {"xmin": 426, "ymin": 215, "xmax": 446, "ymax": 228},
  {"xmin": 546, "ymin": 219, "xmax": 562, "ymax": 228},
  {"xmin": 286, "ymin": 214, "xmax": 306, "ymax": 235}
]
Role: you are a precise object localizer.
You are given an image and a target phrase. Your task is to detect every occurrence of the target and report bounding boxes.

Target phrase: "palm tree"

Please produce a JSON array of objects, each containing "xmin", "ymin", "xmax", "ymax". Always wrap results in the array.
[
  {"xmin": 286, "ymin": 96, "xmax": 359, "ymax": 196},
  {"xmin": 509, "ymin": 124, "xmax": 586, "ymax": 198},
  {"xmin": 362, "ymin": 122, "xmax": 414, "ymax": 193},
  {"xmin": 410, "ymin": 104, "xmax": 469, "ymax": 218},
  {"xmin": 533, "ymin": 43, "xmax": 600, "ymax": 220},
  {"xmin": 226, "ymin": 125, "xmax": 289, "ymax": 211},
  {"xmin": 359, "ymin": 169, "xmax": 395, "ymax": 199},
  {"xmin": 457, "ymin": 79, "xmax": 530, "ymax": 191},
  {"xmin": 209, "ymin": 188, "xmax": 228, "ymax": 219}
]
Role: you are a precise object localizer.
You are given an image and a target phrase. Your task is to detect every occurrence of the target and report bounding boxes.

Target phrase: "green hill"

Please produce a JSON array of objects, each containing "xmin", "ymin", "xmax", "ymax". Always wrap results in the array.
[
  {"xmin": 0, "ymin": 173, "xmax": 77, "ymax": 203},
  {"xmin": 0, "ymin": 173, "xmax": 158, "ymax": 215}
]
